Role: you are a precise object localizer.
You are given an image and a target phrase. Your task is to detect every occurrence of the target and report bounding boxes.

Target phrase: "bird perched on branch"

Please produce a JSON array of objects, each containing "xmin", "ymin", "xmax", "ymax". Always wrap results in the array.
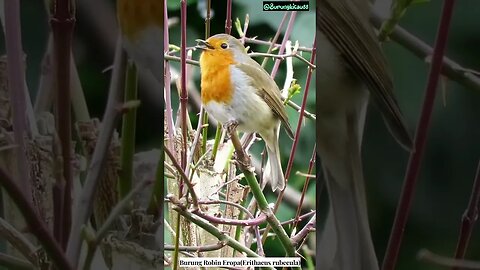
[
  {"xmin": 117, "ymin": 0, "xmax": 163, "ymax": 82},
  {"xmin": 317, "ymin": 0, "xmax": 412, "ymax": 269},
  {"xmin": 196, "ymin": 34, "xmax": 294, "ymax": 191}
]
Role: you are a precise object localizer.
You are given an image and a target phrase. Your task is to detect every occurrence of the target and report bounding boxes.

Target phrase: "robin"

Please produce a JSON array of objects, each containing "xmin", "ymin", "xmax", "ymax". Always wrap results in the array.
[
  {"xmin": 117, "ymin": 0, "xmax": 163, "ymax": 82},
  {"xmin": 196, "ymin": 34, "xmax": 294, "ymax": 191},
  {"xmin": 317, "ymin": 0, "xmax": 412, "ymax": 269}
]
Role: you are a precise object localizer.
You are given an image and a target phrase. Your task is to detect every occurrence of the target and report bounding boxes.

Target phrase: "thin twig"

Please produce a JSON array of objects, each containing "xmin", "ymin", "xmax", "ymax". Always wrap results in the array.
[
  {"xmin": 271, "ymin": 10, "xmax": 297, "ymax": 78},
  {"xmin": 418, "ymin": 249, "xmax": 480, "ymax": 269},
  {"xmin": 292, "ymin": 145, "xmax": 316, "ymax": 231},
  {"xmin": 82, "ymin": 179, "xmax": 153, "ymax": 270},
  {"xmin": 0, "ymin": 168, "xmax": 72, "ymax": 270},
  {"xmin": 290, "ymin": 214, "xmax": 316, "ymax": 247},
  {"xmin": 248, "ymin": 52, "xmax": 316, "ymax": 69},
  {"xmin": 259, "ymin": 210, "xmax": 316, "ymax": 233},
  {"xmin": 382, "ymin": 1, "xmax": 457, "ymax": 269},
  {"xmin": 66, "ymin": 35, "xmax": 126, "ymax": 268},
  {"xmin": 164, "ymin": 145, "xmax": 199, "ymax": 207},
  {"xmin": 371, "ymin": 9, "xmax": 480, "ymax": 93},
  {"xmin": 164, "ymin": 242, "xmax": 226, "ymax": 252},
  {"xmin": 244, "ymin": 37, "xmax": 313, "ymax": 52},
  {"xmin": 225, "ymin": 0, "xmax": 232, "ymax": 34},
  {"xmin": 0, "ymin": 217, "xmax": 37, "ymax": 264},
  {"xmin": 452, "ymin": 160, "xmax": 480, "ymax": 269},
  {"xmin": 180, "ymin": 0, "xmax": 188, "ymax": 172},
  {"xmin": 172, "ymin": 206, "xmax": 271, "ymax": 264},
  {"xmin": 0, "ymin": 252, "xmax": 34, "ymax": 270}
]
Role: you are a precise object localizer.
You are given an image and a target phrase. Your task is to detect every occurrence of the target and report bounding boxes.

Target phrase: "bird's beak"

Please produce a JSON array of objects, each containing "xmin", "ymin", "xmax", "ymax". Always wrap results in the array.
[{"xmin": 195, "ymin": 39, "xmax": 213, "ymax": 50}]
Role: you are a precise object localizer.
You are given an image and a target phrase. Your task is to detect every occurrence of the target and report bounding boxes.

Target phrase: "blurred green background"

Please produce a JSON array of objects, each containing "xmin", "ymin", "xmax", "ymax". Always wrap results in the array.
[{"xmin": 0, "ymin": 0, "xmax": 478, "ymax": 269}]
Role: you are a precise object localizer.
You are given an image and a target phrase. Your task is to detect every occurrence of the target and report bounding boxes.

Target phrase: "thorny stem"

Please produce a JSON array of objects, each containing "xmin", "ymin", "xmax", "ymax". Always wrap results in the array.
[
  {"xmin": 50, "ymin": 0, "xmax": 75, "ymax": 247},
  {"xmin": 225, "ymin": 0, "xmax": 232, "ymax": 34},
  {"xmin": 164, "ymin": 242, "xmax": 226, "ymax": 252},
  {"xmin": 228, "ymin": 128, "xmax": 297, "ymax": 261},
  {"xmin": 452, "ymin": 160, "xmax": 480, "ymax": 269},
  {"xmin": 172, "ymin": 206, "xmax": 271, "ymax": 264},
  {"xmin": 382, "ymin": 1, "xmax": 457, "ymax": 269},
  {"xmin": 270, "ymin": 11, "xmax": 297, "ymax": 78},
  {"xmin": 292, "ymin": 145, "xmax": 316, "ymax": 231},
  {"xmin": 202, "ymin": 0, "xmax": 212, "ymax": 154},
  {"xmin": 290, "ymin": 214, "xmax": 316, "ymax": 246},
  {"xmin": 261, "ymin": 12, "xmax": 288, "ymax": 68},
  {"xmin": 370, "ymin": 11, "xmax": 480, "ymax": 93},
  {"xmin": 418, "ymin": 249, "xmax": 480, "ymax": 269},
  {"xmin": 164, "ymin": 146, "xmax": 199, "ymax": 207},
  {"xmin": 180, "ymin": 0, "xmax": 188, "ymax": 173}
]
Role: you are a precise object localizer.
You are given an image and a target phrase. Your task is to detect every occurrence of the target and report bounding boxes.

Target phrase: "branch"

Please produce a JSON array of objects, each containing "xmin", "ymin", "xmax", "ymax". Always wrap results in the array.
[
  {"xmin": 371, "ymin": 10, "xmax": 480, "ymax": 93},
  {"xmin": 0, "ymin": 253, "xmax": 34, "ymax": 270},
  {"xmin": 0, "ymin": 168, "xmax": 72, "ymax": 270},
  {"xmin": 66, "ymin": 35, "xmax": 126, "ymax": 268},
  {"xmin": 0, "ymin": 217, "xmax": 37, "ymax": 264},
  {"xmin": 382, "ymin": 1, "xmax": 457, "ymax": 269},
  {"xmin": 164, "ymin": 146, "xmax": 199, "ymax": 207},
  {"xmin": 172, "ymin": 205, "xmax": 273, "ymax": 266},
  {"xmin": 290, "ymin": 214, "xmax": 316, "ymax": 246},
  {"xmin": 418, "ymin": 249, "xmax": 480, "ymax": 269},
  {"xmin": 227, "ymin": 125, "xmax": 298, "ymax": 261},
  {"xmin": 452, "ymin": 160, "xmax": 480, "ymax": 265},
  {"xmin": 164, "ymin": 242, "xmax": 226, "ymax": 252}
]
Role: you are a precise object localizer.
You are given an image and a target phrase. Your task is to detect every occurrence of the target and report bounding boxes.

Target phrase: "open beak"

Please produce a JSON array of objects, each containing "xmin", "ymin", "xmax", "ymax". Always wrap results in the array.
[{"xmin": 195, "ymin": 39, "xmax": 213, "ymax": 50}]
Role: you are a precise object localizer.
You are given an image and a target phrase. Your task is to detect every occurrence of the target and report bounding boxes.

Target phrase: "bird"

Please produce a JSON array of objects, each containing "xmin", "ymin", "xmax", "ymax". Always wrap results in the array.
[
  {"xmin": 116, "ymin": 0, "xmax": 163, "ymax": 82},
  {"xmin": 316, "ymin": 0, "xmax": 413, "ymax": 269},
  {"xmin": 196, "ymin": 34, "xmax": 294, "ymax": 191}
]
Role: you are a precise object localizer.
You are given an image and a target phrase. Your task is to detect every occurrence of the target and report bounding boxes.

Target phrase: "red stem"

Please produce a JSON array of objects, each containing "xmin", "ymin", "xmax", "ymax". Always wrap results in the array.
[
  {"xmin": 285, "ymin": 36, "xmax": 316, "ymax": 181},
  {"xmin": 50, "ymin": 0, "xmax": 75, "ymax": 248},
  {"xmin": 382, "ymin": 1, "xmax": 456, "ymax": 269},
  {"xmin": 180, "ymin": 0, "xmax": 188, "ymax": 176},
  {"xmin": 451, "ymin": 160, "xmax": 480, "ymax": 270},
  {"xmin": 292, "ymin": 145, "xmax": 316, "ymax": 230},
  {"xmin": 225, "ymin": 0, "xmax": 232, "ymax": 34}
]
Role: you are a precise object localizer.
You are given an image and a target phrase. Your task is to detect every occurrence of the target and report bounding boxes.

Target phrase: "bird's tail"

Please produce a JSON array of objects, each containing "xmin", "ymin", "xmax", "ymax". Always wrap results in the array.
[
  {"xmin": 263, "ymin": 126, "xmax": 285, "ymax": 192},
  {"xmin": 318, "ymin": 166, "xmax": 378, "ymax": 270},
  {"xmin": 317, "ymin": 105, "xmax": 378, "ymax": 270}
]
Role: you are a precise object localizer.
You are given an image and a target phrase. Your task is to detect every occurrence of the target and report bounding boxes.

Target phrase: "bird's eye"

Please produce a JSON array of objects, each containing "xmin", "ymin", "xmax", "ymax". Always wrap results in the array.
[{"xmin": 220, "ymin": 43, "xmax": 228, "ymax": 49}]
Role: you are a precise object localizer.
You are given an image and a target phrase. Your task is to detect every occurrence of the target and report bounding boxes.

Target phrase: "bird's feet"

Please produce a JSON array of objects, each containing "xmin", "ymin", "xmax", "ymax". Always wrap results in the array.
[{"xmin": 223, "ymin": 120, "xmax": 239, "ymax": 139}]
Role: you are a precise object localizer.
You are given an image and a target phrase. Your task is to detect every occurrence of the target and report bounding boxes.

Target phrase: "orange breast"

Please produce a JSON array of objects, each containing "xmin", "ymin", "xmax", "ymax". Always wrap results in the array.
[
  {"xmin": 200, "ymin": 50, "xmax": 236, "ymax": 104},
  {"xmin": 117, "ymin": 0, "xmax": 163, "ymax": 40}
]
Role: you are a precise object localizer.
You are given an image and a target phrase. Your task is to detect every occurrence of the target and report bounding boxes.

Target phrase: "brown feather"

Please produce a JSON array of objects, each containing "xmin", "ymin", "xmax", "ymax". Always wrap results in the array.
[
  {"xmin": 235, "ymin": 62, "xmax": 294, "ymax": 139},
  {"xmin": 318, "ymin": 0, "xmax": 413, "ymax": 150}
]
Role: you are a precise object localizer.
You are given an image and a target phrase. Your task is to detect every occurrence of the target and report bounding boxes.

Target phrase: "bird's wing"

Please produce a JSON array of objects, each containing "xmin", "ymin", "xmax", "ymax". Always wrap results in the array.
[
  {"xmin": 318, "ymin": 0, "xmax": 413, "ymax": 150},
  {"xmin": 236, "ymin": 61, "xmax": 294, "ymax": 139}
]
